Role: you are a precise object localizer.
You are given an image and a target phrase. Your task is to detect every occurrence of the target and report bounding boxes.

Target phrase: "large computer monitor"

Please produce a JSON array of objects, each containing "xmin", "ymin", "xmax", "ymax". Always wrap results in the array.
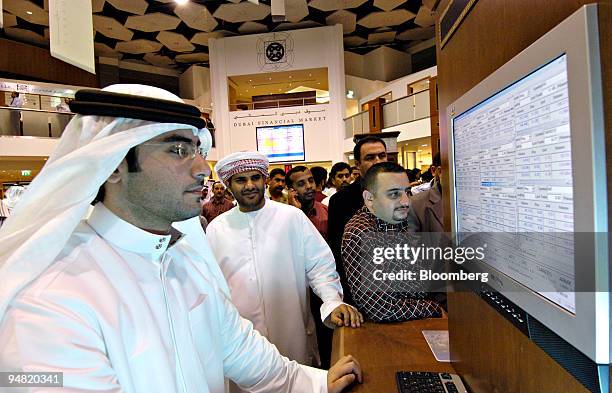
[{"xmin": 448, "ymin": 5, "xmax": 608, "ymax": 364}]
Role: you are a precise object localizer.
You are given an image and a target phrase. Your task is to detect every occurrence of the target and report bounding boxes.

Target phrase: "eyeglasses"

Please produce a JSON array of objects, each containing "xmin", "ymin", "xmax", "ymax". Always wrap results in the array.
[{"xmin": 143, "ymin": 142, "xmax": 207, "ymax": 160}]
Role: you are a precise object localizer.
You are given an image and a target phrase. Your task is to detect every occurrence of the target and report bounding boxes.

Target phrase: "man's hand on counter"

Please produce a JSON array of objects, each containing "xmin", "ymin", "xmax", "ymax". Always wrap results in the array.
[
  {"xmin": 330, "ymin": 304, "xmax": 364, "ymax": 328},
  {"xmin": 327, "ymin": 354, "xmax": 363, "ymax": 393}
]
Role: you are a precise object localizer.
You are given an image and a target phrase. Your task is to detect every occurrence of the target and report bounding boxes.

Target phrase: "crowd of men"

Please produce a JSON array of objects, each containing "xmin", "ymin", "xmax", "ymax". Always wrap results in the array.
[
  {"xmin": 0, "ymin": 85, "xmax": 444, "ymax": 392},
  {"xmin": 196, "ymin": 135, "xmax": 445, "ymax": 369}
]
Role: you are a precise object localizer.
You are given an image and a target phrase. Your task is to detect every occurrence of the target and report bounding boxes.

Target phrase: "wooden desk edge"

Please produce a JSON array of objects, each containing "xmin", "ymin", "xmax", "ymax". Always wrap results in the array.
[{"xmin": 331, "ymin": 326, "xmax": 344, "ymax": 364}]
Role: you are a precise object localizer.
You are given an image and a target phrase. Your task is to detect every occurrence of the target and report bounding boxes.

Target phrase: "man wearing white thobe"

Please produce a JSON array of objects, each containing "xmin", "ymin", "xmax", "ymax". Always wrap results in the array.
[
  {"xmin": 207, "ymin": 152, "xmax": 363, "ymax": 368},
  {"xmin": 0, "ymin": 86, "xmax": 362, "ymax": 393}
]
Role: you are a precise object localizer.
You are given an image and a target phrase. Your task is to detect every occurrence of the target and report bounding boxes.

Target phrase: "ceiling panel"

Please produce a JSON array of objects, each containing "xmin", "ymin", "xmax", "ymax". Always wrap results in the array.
[
  {"xmin": 326, "ymin": 10, "xmax": 357, "ymax": 34},
  {"xmin": 1, "ymin": 0, "xmax": 435, "ymax": 70},
  {"xmin": 308, "ymin": 0, "xmax": 368, "ymax": 12},
  {"xmin": 125, "ymin": 12, "xmax": 181, "ymax": 32},
  {"xmin": 285, "ymin": 0, "xmax": 309, "ymax": 23},
  {"xmin": 238, "ymin": 22, "xmax": 268, "ymax": 35},
  {"xmin": 106, "ymin": 0, "xmax": 148, "ymax": 15},
  {"xmin": 157, "ymin": 31, "xmax": 195, "ymax": 52},
  {"xmin": 358, "ymin": 9, "xmax": 416, "ymax": 29},
  {"xmin": 414, "ymin": 5, "xmax": 435, "ymax": 27},
  {"xmin": 115, "ymin": 39, "xmax": 163, "ymax": 54},
  {"xmin": 373, "ymin": 0, "xmax": 407, "ymax": 12},
  {"xmin": 3, "ymin": 0, "xmax": 48, "ymax": 26},
  {"xmin": 368, "ymin": 31, "xmax": 396, "ymax": 44},
  {"xmin": 174, "ymin": 2, "xmax": 218, "ymax": 32},
  {"xmin": 93, "ymin": 15, "xmax": 134, "ymax": 41},
  {"xmin": 213, "ymin": 2, "xmax": 270, "ymax": 23}
]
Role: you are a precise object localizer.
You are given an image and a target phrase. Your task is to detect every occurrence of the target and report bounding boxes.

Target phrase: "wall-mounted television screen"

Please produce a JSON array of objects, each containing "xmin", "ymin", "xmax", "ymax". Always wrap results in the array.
[{"xmin": 256, "ymin": 124, "xmax": 305, "ymax": 163}]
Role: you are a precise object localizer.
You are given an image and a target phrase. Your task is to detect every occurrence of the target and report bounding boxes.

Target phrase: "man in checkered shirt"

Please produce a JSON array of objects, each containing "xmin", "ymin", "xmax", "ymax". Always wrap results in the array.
[{"xmin": 341, "ymin": 162, "xmax": 443, "ymax": 323}]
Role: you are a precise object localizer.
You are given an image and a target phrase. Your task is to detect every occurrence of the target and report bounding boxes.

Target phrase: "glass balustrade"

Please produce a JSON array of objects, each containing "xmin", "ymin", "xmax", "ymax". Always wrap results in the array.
[
  {"xmin": 229, "ymin": 95, "xmax": 330, "ymax": 111},
  {"xmin": 343, "ymin": 89, "xmax": 430, "ymax": 137},
  {"xmin": 0, "ymin": 106, "xmax": 74, "ymax": 138}
]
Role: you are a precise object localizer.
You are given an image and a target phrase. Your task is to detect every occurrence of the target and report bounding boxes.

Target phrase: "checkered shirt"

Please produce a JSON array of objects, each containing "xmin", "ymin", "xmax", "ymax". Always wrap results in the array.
[{"xmin": 341, "ymin": 206, "xmax": 442, "ymax": 323}]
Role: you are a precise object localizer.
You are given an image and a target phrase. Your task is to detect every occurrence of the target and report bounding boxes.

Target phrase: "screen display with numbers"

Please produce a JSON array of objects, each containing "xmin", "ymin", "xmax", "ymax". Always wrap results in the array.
[
  {"xmin": 452, "ymin": 55, "xmax": 575, "ymax": 313},
  {"xmin": 256, "ymin": 124, "xmax": 305, "ymax": 163}
]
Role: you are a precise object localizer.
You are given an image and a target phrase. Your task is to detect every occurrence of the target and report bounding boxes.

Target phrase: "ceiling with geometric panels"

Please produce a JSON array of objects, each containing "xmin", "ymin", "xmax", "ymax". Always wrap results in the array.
[{"xmin": 1, "ymin": 0, "xmax": 437, "ymax": 71}]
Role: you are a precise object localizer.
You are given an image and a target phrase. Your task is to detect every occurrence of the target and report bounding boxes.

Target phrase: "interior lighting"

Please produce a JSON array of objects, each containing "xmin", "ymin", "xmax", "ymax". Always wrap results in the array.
[{"xmin": 175, "ymin": 0, "xmax": 189, "ymax": 5}]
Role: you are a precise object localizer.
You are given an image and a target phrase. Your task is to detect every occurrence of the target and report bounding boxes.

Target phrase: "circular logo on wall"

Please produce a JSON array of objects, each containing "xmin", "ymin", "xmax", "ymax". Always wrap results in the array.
[
  {"xmin": 257, "ymin": 32, "xmax": 294, "ymax": 71},
  {"xmin": 265, "ymin": 42, "xmax": 285, "ymax": 62}
]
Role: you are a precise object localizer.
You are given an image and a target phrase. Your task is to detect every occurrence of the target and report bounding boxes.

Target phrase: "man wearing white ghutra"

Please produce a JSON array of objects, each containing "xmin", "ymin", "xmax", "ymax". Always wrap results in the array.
[{"xmin": 0, "ymin": 85, "xmax": 361, "ymax": 393}]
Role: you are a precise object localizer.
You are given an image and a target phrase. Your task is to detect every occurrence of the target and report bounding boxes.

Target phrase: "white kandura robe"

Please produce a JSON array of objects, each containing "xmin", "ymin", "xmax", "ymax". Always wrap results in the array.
[
  {"xmin": 206, "ymin": 200, "xmax": 344, "ymax": 366},
  {"xmin": 0, "ymin": 203, "xmax": 327, "ymax": 393}
]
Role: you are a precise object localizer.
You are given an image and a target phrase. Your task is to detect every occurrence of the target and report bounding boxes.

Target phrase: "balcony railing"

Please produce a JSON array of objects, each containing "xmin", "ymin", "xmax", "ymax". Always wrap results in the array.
[
  {"xmin": 344, "ymin": 111, "xmax": 369, "ymax": 138},
  {"xmin": 0, "ymin": 107, "xmax": 218, "ymax": 147},
  {"xmin": 229, "ymin": 96, "xmax": 330, "ymax": 111},
  {"xmin": 382, "ymin": 89, "xmax": 430, "ymax": 128},
  {"xmin": 0, "ymin": 106, "xmax": 73, "ymax": 138},
  {"xmin": 344, "ymin": 89, "xmax": 430, "ymax": 137}
]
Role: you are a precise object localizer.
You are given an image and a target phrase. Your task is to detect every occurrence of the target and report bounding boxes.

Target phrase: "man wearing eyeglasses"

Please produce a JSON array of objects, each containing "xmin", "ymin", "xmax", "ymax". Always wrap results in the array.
[{"xmin": 0, "ymin": 85, "xmax": 362, "ymax": 393}]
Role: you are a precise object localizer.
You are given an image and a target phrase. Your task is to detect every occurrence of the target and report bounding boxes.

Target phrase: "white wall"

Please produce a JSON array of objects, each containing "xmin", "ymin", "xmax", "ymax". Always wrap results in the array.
[
  {"xmin": 341, "ymin": 117, "xmax": 431, "ymax": 154},
  {"xmin": 344, "ymin": 75, "xmax": 387, "ymax": 116},
  {"xmin": 342, "ymin": 63, "xmax": 436, "ymax": 154},
  {"xmin": 345, "ymin": 47, "xmax": 413, "ymax": 82},
  {"xmin": 387, "ymin": 117, "xmax": 431, "ymax": 142},
  {"xmin": 179, "ymin": 65, "xmax": 212, "ymax": 112},
  {"xmin": 0, "ymin": 136, "xmax": 59, "ymax": 156},
  {"xmin": 363, "ymin": 46, "xmax": 412, "ymax": 82},
  {"xmin": 359, "ymin": 66, "xmax": 437, "ymax": 106},
  {"xmin": 344, "ymin": 51, "xmax": 364, "ymax": 78},
  {"xmin": 209, "ymin": 25, "xmax": 346, "ymax": 163},
  {"xmin": 229, "ymin": 104, "xmax": 332, "ymax": 162}
]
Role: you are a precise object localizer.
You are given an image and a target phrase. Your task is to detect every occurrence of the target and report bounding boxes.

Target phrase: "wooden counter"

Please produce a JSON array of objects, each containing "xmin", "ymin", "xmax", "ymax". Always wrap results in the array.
[{"xmin": 331, "ymin": 318, "xmax": 456, "ymax": 392}]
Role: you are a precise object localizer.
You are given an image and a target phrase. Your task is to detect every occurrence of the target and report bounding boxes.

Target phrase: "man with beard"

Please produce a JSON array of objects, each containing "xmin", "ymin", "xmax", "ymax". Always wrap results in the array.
[
  {"xmin": 341, "ymin": 162, "xmax": 443, "ymax": 322},
  {"xmin": 266, "ymin": 168, "xmax": 288, "ymax": 203},
  {"xmin": 286, "ymin": 166, "xmax": 329, "ymax": 240},
  {"xmin": 328, "ymin": 136, "xmax": 388, "ymax": 303},
  {"xmin": 201, "ymin": 181, "xmax": 234, "ymax": 223},
  {"xmin": 0, "ymin": 85, "xmax": 362, "ymax": 393},
  {"xmin": 322, "ymin": 162, "xmax": 351, "ymax": 206},
  {"xmin": 206, "ymin": 152, "xmax": 363, "ymax": 378},
  {"xmin": 286, "ymin": 165, "xmax": 334, "ymax": 369}
]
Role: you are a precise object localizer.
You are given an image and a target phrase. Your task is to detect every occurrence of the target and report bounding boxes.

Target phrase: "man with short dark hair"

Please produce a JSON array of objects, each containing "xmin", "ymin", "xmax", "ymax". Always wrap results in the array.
[
  {"xmin": 266, "ymin": 168, "xmax": 288, "ymax": 203},
  {"xmin": 0, "ymin": 85, "xmax": 362, "ymax": 393},
  {"xmin": 342, "ymin": 162, "xmax": 443, "ymax": 322},
  {"xmin": 286, "ymin": 166, "xmax": 335, "ymax": 368},
  {"xmin": 328, "ymin": 136, "xmax": 388, "ymax": 302},
  {"xmin": 286, "ymin": 166, "xmax": 329, "ymax": 240},
  {"xmin": 8, "ymin": 91, "xmax": 24, "ymax": 108},
  {"xmin": 201, "ymin": 181, "xmax": 234, "ymax": 223},
  {"xmin": 322, "ymin": 162, "xmax": 351, "ymax": 206},
  {"xmin": 310, "ymin": 166, "xmax": 328, "ymax": 203},
  {"xmin": 349, "ymin": 166, "xmax": 360, "ymax": 184},
  {"xmin": 207, "ymin": 152, "xmax": 363, "ymax": 377},
  {"xmin": 407, "ymin": 152, "xmax": 444, "ymax": 232}
]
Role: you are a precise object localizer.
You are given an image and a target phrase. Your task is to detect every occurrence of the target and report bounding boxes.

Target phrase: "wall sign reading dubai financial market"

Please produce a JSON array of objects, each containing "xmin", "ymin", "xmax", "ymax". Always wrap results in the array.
[{"xmin": 257, "ymin": 32, "xmax": 294, "ymax": 71}]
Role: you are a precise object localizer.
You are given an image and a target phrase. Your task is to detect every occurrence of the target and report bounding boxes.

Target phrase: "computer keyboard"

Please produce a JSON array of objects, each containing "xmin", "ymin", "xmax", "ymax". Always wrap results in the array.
[{"xmin": 396, "ymin": 371, "xmax": 468, "ymax": 393}]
